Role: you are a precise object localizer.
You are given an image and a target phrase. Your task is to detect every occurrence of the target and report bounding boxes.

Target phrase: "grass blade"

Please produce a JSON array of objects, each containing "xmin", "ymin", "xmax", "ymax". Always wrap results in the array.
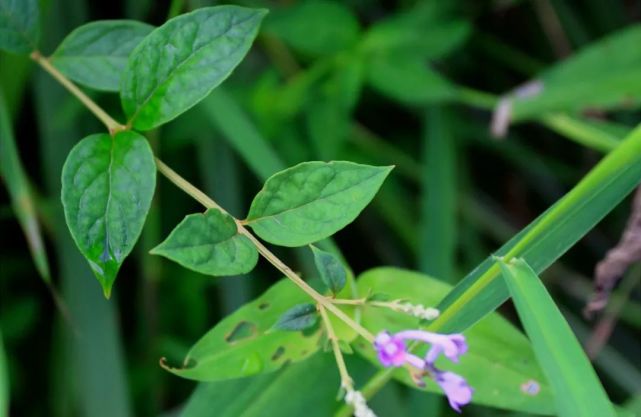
[{"xmin": 498, "ymin": 258, "xmax": 616, "ymax": 417}]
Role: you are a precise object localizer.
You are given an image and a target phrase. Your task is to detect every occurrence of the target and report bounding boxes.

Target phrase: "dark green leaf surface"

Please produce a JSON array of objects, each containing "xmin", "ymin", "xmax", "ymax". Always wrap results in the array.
[
  {"xmin": 432, "ymin": 124, "xmax": 641, "ymax": 334},
  {"xmin": 355, "ymin": 267, "xmax": 555, "ymax": 415},
  {"xmin": 163, "ymin": 279, "xmax": 322, "ymax": 381},
  {"xmin": 264, "ymin": 0, "xmax": 360, "ymax": 56},
  {"xmin": 0, "ymin": 88, "xmax": 50, "ymax": 282},
  {"xmin": 0, "ymin": 0, "xmax": 39, "ymax": 53},
  {"xmin": 274, "ymin": 303, "xmax": 318, "ymax": 331},
  {"xmin": 499, "ymin": 258, "xmax": 616, "ymax": 417},
  {"xmin": 311, "ymin": 245, "xmax": 346, "ymax": 294},
  {"xmin": 61, "ymin": 131, "xmax": 156, "ymax": 297},
  {"xmin": 51, "ymin": 20, "xmax": 153, "ymax": 91},
  {"xmin": 120, "ymin": 6, "xmax": 266, "ymax": 130},
  {"xmin": 0, "ymin": 329, "xmax": 7, "ymax": 417},
  {"xmin": 151, "ymin": 208, "xmax": 258, "ymax": 276},
  {"xmin": 246, "ymin": 161, "xmax": 392, "ymax": 247}
]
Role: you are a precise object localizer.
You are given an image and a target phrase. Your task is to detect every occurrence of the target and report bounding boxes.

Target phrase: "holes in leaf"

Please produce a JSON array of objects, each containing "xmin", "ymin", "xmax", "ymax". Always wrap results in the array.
[
  {"xmin": 225, "ymin": 321, "xmax": 257, "ymax": 343},
  {"xmin": 271, "ymin": 346, "xmax": 285, "ymax": 361},
  {"xmin": 258, "ymin": 302, "xmax": 270, "ymax": 310}
]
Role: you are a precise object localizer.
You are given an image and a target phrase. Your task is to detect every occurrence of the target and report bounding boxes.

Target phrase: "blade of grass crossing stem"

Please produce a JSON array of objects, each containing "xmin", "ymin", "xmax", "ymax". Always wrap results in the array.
[
  {"xmin": 434, "ymin": 123, "xmax": 641, "ymax": 334},
  {"xmin": 0, "ymin": 88, "xmax": 51, "ymax": 283},
  {"xmin": 0, "ymin": 329, "xmax": 7, "ymax": 417},
  {"xmin": 199, "ymin": 88, "xmax": 286, "ymax": 180},
  {"xmin": 419, "ymin": 106, "xmax": 457, "ymax": 282},
  {"xmin": 498, "ymin": 258, "xmax": 616, "ymax": 417}
]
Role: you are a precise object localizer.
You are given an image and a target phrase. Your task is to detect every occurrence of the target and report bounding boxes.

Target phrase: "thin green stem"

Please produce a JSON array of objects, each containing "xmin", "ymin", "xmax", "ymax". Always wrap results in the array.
[
  {"xmin": 319, "ymin": 305, "xmax": 353, "ymax": 389},
  {"xmin": 30, "ymin": 51, "xmax": 126, "ymax": 134}
]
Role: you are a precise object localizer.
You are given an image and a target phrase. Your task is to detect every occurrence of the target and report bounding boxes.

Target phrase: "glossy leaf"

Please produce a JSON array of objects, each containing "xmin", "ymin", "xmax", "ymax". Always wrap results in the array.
[
  {"xmin": 499, "ymin": 258, "xmax": 616, "ymax": 417},
  {"xmin": 121, "ymin": 6, "xmax": 266, "ymax": 130},
  {"xmin": 311, "ymin": 245, "xmax": 346, "ymax": 294},
  {"xmin": 0, "ymin": 0, "xmax": 39, "ymax": 54},
  {"xmin": 355, "ymin": 267, "xmax": 555, "ymax": 415},
  {"xmin": 274, "ymin": 303, "xmax": 319, "ymax": 331},
  {"xmin": 0, "ymin": 88, "xmax": 50, "ymax": 282},
  {"xmin": 61, "ymin": 131, "xmax": 156, "ymax": 297},
  {"xmin": 512, "ymin": 25, "xmax": 641, "ymax": 121},
  {"xmin": 150, "ymin": 208, "xmax": 258, "ymax": 277},
  {"xmin": 162, "ymin": 279, "xmax": 323, "ymax": 381},
  {"xmin": 246, "ymin": 161, "xmax": 392, "ymax": 247},
  {"xmin": 264, "ymin": 0, "xmax": 360, "ymax": 56},
  {"xmin": 432, "ymin": 124, "xmax": 641, "ymax": 334},
  {"xmin": 51, "ymin": 20, "xmax": 153, "ymax": 91}
]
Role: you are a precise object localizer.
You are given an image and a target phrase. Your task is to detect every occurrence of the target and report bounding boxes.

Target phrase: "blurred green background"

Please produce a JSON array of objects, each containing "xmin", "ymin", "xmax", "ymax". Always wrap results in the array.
[{"xmin": 0, "ymin": 0, "xmax": 640, "ymax": 416}]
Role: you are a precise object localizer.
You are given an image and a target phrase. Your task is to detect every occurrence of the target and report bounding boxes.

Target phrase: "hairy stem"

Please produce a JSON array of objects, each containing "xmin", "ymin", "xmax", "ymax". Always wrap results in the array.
[
  {"xmin": 319, "ymin": 305, "xmax": 353, "ymax": 389},
  {"xmin": 156, "ymin": 158, "xmax": 375, "ymax": 342},
  {"xmin": 30, "ymin": 51, "xmax": 126, "ymax": 134}
]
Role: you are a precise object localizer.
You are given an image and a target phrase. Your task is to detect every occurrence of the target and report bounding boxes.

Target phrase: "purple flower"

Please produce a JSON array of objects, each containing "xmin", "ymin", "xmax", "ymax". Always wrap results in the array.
[
  {"xmin": 394, "ymin": 330, "xmax": 467, "ymax": 364},
  {"xmin": 434, "ymin": 371, "xmax": 473, "ymax": 413},
  {"xmin": 373, "ymin": 331, "xmax": 426, "ymax": 369}
]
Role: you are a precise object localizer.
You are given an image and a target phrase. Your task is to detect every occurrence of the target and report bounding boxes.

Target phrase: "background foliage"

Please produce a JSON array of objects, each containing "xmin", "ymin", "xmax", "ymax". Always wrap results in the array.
[{"xmin": 0, "ymin": 0, "xmax": 640, "ymax": 416}]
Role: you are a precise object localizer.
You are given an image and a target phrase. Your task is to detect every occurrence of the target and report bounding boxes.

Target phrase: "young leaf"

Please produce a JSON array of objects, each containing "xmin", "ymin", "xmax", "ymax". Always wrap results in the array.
[
  {"xmin": 356, "ymin": 267, "xmax": 555, "ymax": 414},
  {"xmin": 310, "ymin": 245, "xmax": 346, "ymax": 294},
  {"xmin": 0, "ymin": 0, "xmax": 39, "ymax": 54},
  {"xmin": 164, "ymin": 280, "xmax": 323, "ymax": 381},
  {"xmin": 150, "ymin": 208, "xmax": 258, "ymax": 276},
  {"xmin": 246, "ymin": 161, "xmax": 393, "ymax": 247},
  {"xmin": 61, "ymin": 131, "xmax": 156, "ymax": 297},
  {"xmin": 120, "ymin": 6, "xmax": 267, "ymax": 130},
  {"xmin": 499, "ymin": 258, "xmax": 617, "ymax": 417},
  {"xmin": 50, "ymin": 20, "xmax": 153, "ymax": 91},
  {"xmin": 274, "ymin": 303, "xmax": 319, "ymax": 331}
]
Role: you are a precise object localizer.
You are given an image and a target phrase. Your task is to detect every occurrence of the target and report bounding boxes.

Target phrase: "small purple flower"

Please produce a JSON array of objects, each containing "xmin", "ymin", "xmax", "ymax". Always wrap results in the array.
[
  {"xmin": 373, "ymin": 330, "xmax": 472, "ymax": 413},
  {"xmin": 434, "ymin": 371, "xmax": 473, "ymax": 413}
]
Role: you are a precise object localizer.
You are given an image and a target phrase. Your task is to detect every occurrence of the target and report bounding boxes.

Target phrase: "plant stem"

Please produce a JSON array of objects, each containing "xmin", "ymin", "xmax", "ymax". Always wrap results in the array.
[
  {"xmin": 319, "ymin": 305, "xmax": 353, "ymax": 389},
  {"xmin": 30, "ymin": 51, "xmax": 126, "ymax": 134},
  {"xmin": 155, "ymin": 158, "xmax": 375, "ymax": 343}
]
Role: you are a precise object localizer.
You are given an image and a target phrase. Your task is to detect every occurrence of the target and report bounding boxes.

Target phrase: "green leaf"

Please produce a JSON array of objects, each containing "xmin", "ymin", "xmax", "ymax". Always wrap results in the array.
[
  {"xmin": 274, "ymin": 303, "xmax": 319, "ymax": 331},
  {"xmin": 498, "ymin": 258, "xmax": 616, "ymax": 417},
  {"xmin": 150, "ymin": 208, "xmax": 257, "ymax": 276},
  {"xmin": 50, "ymin": 20, "xmax": 153, "ymax": 91},
  {"xmin": 432, "ymin": 124, "xmax": 641, "ymax": 334},
  {"xmin": 367, "ymin": 51, "xmax": 455, "ymax": 105},
  {"xmin": 61, "ymin": 131, "xmax": 156, "ymax": 297},
  {"xmin": 311, "ymin": 245, "xmax": 346, "ymax": 294},
  {"xmin": 120, "ymin": 6, "xmax": 266, "ymax": 130},
  {"xmin": 0, "ymin": 0, "xmax": 39, "ymax": 54},
  {"xmin": 246, "ymin": 161, "xmax": 392, "ymax": 247},
  {"xmin": 0, "ymin": 88, "xmax": 50, "ymax": 282},
  {"xmin": 355, "ymin": 267, "xmax": 555, "ymax": 415},
  {"xmin": 0, "ymin": 329, "xmax": 7, "ymax": 417},
  {"xmin": 163, "ymin": 279, "xmax": 323, "ymax": 381},
  {"xmin": 512, "ymin": 24, "xmax": 641, "ymax": 121},
  {"xmin": 263, "ymin": 0, "xmax": 360, "ymax": 56}
]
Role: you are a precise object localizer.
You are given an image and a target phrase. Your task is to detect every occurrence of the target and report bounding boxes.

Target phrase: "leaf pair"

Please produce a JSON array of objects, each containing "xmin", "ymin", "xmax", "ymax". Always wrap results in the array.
[{"xmin": 152, "ymin": 161, "xmax": 391, "ymax": 279}]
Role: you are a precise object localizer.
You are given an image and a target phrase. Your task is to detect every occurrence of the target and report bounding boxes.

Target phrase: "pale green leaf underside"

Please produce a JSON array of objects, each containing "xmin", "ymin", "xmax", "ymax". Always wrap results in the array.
[
  {"xmin": 150, "ymin": 208, "xmax": 258, "ymax": 276},
  {"xmin": 51, "ymin": 20, "xmax": 153, "ymax": 91},
  {"xmin": 61, "ymin": 131, "xmax": 156, "ymax": 297},
  {"xmin": 499, "ymin": 259, "xmax": 616, "ymax": 417},
  {"xmin": 0, "ymin": 0, "xmax": 39, "ymax": 54},
  {"xmin": 163, "ymin": 279, "xmax": 321, "ymax": 381},
  {"xmin": 120, "ymin": 5, "xmax": 266, "ymax": 130},
  {"xmin": 355, "ymin": 267, "xmax": 555, "ymax": 415},
  {"xmin": 246, "ymin": 161, "xmax": 392, "ymax": 247},
  {"xmin": 512, "ymin": 24, "xmax": 641, "ymax": 120}
]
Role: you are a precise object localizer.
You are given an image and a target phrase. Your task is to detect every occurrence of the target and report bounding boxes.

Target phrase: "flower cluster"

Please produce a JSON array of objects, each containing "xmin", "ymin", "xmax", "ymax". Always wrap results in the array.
[
  {"xmin": 396, "ymin": 302, "xmax": 440, "ymax": 320},
  {"xmin": 373, "ymin": 330, "xmax": 473, "ymax": 413},
  {"xmin": 344, "ymin": 385, "xmax": 378, "ymax": 417}
]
